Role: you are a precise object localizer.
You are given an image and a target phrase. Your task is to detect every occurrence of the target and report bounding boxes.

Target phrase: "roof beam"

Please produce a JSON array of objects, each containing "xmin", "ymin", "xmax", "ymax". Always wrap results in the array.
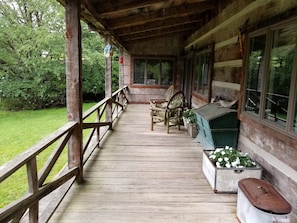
[
  {"xmin": 94, "ymin": 0, "xmax": 166, "ymax": 15},
  {"xmin": 121, "ymin": 24, "xmax": 194, "ymax": 43},
  {"xmin": 81, "ymin": 0, "xmax": 126, "ymax": 48},
  {"xmin": 115, "ymin": 16, "xmax": 202, "ymax": 36},
  {"xmin": 106, "ymin": 1, "xmax": 215, "ymax": 29}
]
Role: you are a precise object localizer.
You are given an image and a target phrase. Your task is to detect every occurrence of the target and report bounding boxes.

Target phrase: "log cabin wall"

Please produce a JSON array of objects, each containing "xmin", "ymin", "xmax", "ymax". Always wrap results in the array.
[
  {"xmin": 186, "ymin": 0, "xmax": 297, "ymax": 221},
  {"xmin": 119, "ymin": 36, "xmax": 184, "ymax": 103}
]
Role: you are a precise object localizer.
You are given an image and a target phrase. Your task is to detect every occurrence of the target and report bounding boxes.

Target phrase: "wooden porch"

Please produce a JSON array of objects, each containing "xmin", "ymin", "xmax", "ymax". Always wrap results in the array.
[{"xmin": 49, "ymin": 104, "xmax": 238, "ymax": 223}]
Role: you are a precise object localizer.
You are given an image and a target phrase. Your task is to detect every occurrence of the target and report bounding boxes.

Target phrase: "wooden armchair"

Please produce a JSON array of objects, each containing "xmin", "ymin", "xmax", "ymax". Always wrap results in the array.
[
  {"xmin": 150, "ymin": 90, "xmax": 186, "ymax": 134},
  {"xmin": 149, "ymin": 85, "xmax": 174, "ymax": 107}
]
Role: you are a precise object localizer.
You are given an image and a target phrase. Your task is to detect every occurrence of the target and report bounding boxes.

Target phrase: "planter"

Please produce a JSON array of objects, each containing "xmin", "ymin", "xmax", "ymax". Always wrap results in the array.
[
  {"xmin": 187, "ymin": 124, "xmax": 198, "ymax": 138},
  {"xmin": 202, "ymin": 150, "xmax": 262, "ymax": 193},
  {"xmin": 182, "ymin": 117, "xmax": 189, "ymax": 129}
]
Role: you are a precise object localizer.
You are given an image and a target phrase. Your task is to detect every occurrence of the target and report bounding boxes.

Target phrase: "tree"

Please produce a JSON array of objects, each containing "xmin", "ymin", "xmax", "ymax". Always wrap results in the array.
[
  {"xmin": 0, "ymin": 0, "xmax": 118, "ymax": 110},
  {"xmin": 0, "ymin": 0, "xmax": 66, "ymax": 110}
]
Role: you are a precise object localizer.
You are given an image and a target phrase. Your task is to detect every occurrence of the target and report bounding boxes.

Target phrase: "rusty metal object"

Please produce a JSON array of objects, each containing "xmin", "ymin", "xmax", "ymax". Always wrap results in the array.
[{"xmin": 238, "ymin": 178, "xmax": 292, "ymax": 214}]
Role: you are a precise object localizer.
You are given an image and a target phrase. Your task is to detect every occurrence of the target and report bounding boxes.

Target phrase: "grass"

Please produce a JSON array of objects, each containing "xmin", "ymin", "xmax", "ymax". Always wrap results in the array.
[{"xmin": 0, "ymin": 102, "xmax": 97, "ymax": 207}]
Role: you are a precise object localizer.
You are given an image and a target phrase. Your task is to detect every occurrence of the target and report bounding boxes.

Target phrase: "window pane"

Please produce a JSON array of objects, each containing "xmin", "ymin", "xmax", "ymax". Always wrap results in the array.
[
  {"xmin": 147, "ymin": 59, "xmax": 160, "ymax": 85},
  {"xmin": 193, "ymin": 54, "xmax": 202, "ymax": 92},
  {"xmin": 193, "ymin": 51, "xmax": 211, "ymax": 97},
  {"xmin": 201, "ymin": 53, "xmax": 210, "ymax": 97},
  {"xmin": 133, "ymin": 57, "xmax": 174, "ymax": 86},
  {"xmin": 244, "ymin": 34, "xmax": 266, "ymax": 115},
  {"xmin": 134, "ymin": 59, "xmax": 145, "ymax": 84},
  {"xmin": 161, "ymin": 60, "xmax": 173, "ymax": 85},
  {"xmin": 264, "ymin": 26, "xmax": 297, "ymax": 127}
]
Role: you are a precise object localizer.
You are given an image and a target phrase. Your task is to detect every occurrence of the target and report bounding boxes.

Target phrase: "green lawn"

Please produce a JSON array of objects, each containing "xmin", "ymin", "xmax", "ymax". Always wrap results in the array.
[{"xmin": 0, "ymin": 102, "xmax": 96, "ymax": 207}]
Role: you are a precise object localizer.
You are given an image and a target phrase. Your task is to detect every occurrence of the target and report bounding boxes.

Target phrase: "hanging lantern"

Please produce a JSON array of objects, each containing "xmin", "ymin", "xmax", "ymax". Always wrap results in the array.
[{"xmin": 104, "ymin": 44, "xmax": 112, "ymax": 58}]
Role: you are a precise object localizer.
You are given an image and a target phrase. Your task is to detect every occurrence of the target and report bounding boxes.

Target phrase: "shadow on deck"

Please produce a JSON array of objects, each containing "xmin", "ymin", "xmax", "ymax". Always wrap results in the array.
[{"xmin": 49, "ymin": 104, "xmax": 238, "ymax": 223}]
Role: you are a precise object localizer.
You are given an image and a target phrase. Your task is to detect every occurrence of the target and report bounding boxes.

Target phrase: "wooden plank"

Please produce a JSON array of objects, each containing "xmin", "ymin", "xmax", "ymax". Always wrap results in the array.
[
  {"xmin": 62, "ymin": 192, "xmax": 236, "ymax": 203},
  {"xmin": 215, "ymin": 36, "xmax": 238, "ymax": 50},
  {"xmin": 49, "ymin": 104, "xmax": 239, "ymax": 223},
  {"xmin": 212, "ymin": 81, "xmax": 240, "ymax": 91},
  {"xmin": 213, "ymin": 59, "xmax": 242, "ymax": 68},
  {"xmin": 27, "ymin": 158, "xmax": 39, "ymax": 223}
]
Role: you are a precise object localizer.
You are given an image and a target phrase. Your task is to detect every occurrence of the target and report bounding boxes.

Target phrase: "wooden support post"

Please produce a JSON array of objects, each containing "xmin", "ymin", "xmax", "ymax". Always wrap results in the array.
[
  {"xmin": 27, "ymin": 158, "xmax": 39, "ymax": 223},
  {"xmin": 119, "ymin": 48, "xmax": 124, "ymax": 89},
  {"xmin": 65, "ymin": 0, "xmax": 83, "ymax": 183},
  {"xmin": 105, "ymin": 37, "xmax": 113, "ymax": 130}
]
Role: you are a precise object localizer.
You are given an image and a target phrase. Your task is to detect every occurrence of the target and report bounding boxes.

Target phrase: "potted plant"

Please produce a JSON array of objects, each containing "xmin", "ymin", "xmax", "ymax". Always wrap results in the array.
[
  {"xmin": 182, "ymin": 109, "xmax": 198, "ymax": 138},
  {"xmin": 202, "ymin": 146, "xmax": 262, "ymax": 193}
]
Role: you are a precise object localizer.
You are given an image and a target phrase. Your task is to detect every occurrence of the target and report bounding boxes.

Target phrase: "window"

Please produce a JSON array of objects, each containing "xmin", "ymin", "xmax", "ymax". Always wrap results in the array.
[
  {"xmin": 133, "ymin": 57, "xmax": 174, "ymax": 86},
  {"xmin": 193, "ymin": 50, "xmax": 212, "ymax": 97},
  {"xmin": 243, "ymin": 19, "xmax": 297, "ymax": 135},
  {"xmin": 244, "ymin": 34, "xmax": 267, "ymax": 115}
]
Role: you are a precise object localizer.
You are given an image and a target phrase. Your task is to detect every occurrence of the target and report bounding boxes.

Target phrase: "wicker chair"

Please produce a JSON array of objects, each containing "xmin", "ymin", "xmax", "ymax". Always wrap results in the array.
[{"xmin": 150, "ymin": 90, "xmax": 186, "ymax": 134}]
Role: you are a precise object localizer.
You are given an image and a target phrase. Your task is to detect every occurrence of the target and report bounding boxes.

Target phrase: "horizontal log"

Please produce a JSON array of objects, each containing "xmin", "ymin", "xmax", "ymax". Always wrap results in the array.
[
  {"xmin": 214, "ymin": 59, "xmax": 242, "ymax": 68},
  {"xmin": 212, "ymin": 81, "xmax": 240, "ymax": 91}
]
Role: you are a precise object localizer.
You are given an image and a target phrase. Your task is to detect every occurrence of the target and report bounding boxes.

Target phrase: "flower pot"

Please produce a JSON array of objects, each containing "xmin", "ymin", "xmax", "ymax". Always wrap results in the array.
[
  {"xmin": 187, "ymin": 124, "xmax": 198, "ymax": 138},
  {"xmin": 202, "ymin": 150, "xmax": 262, "ymax": 193},
  {"xmin": 182, "ymin": 117, "xmax": 189, "ymax": 129}
]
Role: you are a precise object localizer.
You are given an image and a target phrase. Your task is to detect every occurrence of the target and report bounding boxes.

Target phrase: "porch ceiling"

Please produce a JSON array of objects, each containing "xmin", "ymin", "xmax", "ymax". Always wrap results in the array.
[{"xmin": 58, "ymin": 0, "xmax": 221, "ymax": 50}]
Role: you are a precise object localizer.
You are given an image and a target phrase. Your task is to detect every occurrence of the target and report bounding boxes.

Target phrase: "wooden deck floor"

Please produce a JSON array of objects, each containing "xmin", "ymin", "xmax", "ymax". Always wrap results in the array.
[{"xmin": 49, "ymin": 104, "xmax": 239, "ymax": 223}]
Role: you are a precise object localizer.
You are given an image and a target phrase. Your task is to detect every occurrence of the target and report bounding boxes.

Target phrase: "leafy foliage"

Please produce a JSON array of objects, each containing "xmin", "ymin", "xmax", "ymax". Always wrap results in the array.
[
  {"xmin": 0, "ymin": 0, "xmax": 66, "ymax": 109},
  {"xmin": 182, "ymin": 108, "xmax": 196, "ymax": 124},
  {"xmin": 208, "ymin": 146, "xmax": 257, "ymax": 168},
  {"xmin": 0, "ymin": 0, "xmax": 119, "ymax": 110}
]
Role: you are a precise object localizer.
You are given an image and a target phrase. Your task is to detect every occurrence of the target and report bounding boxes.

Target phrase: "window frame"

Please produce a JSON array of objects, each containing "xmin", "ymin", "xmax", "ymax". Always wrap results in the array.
[
  {"xmin": 192, "ymin": 48, "xmax": 212, "ymax": 99},
  {"xmin": 132, "ymin": 56, "xmax": 175, "ymax": 87},
  {"xmin": 242, "ymin": 17, "xmax": 297, "ymax": 138}
]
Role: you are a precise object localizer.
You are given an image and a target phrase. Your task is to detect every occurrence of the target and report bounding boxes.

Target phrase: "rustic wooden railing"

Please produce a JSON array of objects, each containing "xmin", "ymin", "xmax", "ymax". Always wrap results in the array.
[{"xmin": 0, "ymin": 86, "xmax": 129, "ymax": 223}]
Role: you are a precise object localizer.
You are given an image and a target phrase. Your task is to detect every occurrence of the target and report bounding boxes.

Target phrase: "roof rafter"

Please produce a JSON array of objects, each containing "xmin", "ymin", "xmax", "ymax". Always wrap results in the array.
[
  {"xmin": 115, "ymin": 16, "xmax": 202, "ymax": 37},
  {"xmin": 94, "ymin": 0, "xmax": 167, "ymax": 15},
  {"xmin": 122, "ymin": 24, "xmax": 195, "ymax": 43},
  {"xmin": 106, "ymin": 1, "xmax": 215, "ymax": 29}
]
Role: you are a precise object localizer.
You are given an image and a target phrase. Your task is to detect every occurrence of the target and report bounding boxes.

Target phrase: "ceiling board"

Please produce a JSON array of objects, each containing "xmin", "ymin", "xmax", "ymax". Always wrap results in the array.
[{"xmin": 58, "ymin": 0, "xmax": 223, "ymax": 49}]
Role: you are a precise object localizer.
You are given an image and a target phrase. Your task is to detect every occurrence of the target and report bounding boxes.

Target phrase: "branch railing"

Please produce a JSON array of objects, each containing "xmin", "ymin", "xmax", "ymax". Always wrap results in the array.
[{"xmin": 0, "ymin": 86, "xmax": 129, "ymax": 223}]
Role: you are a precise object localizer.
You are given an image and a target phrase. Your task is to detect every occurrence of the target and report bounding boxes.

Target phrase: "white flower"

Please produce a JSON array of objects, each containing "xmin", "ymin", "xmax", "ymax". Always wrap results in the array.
[
  {"xmin": 208, "ymin": 146, "xmax": 256, "ymax": 168},
  {"xmin": 209, "ymin": 155, "xmax": 216, "ymax": 159},
  {"xmin": 214, "ymin": 148, "xmax": 223, "ymax": 154}
]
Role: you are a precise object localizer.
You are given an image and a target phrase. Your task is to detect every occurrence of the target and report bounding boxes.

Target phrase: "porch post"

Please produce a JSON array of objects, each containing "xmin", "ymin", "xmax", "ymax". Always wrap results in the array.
[
  {"xmin": 65, "ymin": 0, "xmax": 83, "ymax": 183},
  {"xmin": 105, "ymin": 37, "xmax": 113, "ymax": 129},
  {"xmin": 119, "ymin": 47, "xmax": 124, "ymax": 88}
]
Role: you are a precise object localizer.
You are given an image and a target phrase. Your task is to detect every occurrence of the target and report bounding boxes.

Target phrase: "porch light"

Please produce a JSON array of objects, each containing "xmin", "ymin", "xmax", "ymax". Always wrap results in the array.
[{"xmin": 119, "ymin": 57, "xmax": 124, "ymax": 64}]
